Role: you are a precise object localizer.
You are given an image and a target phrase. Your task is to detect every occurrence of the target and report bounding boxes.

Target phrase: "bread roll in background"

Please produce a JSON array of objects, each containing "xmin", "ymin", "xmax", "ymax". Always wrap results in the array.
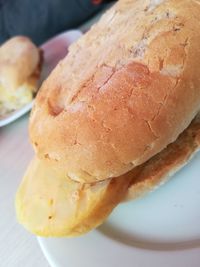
[
  {"xmin": 30, "ymin": 0, "xmax": 200, "ymax": 183},
  {"xmin": 0, "ymin": 36, "xmax": 42, "ymax": 115}
]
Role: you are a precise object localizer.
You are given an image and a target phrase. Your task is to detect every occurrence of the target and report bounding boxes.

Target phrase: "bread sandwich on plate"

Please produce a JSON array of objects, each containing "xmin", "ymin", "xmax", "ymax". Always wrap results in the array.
[{"xmin": 16, "ymin": 0, "xmax": 200, "ymax": 237}]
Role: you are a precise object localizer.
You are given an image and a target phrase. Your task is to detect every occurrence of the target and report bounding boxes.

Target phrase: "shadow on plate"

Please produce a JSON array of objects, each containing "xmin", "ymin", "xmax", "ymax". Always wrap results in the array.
[{"xmin": 97, "ymin": 223, "xmax": 200, "ymax": 251}]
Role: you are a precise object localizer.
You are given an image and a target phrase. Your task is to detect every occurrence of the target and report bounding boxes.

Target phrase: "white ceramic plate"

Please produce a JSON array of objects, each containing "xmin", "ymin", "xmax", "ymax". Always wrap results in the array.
[
  {"xmin": 38, "ymin": 151, "xmax": 200, "ymax": 267},
  {"xmin": 0, "ymin": 30, "xmax": 82, "ymax": 127}
]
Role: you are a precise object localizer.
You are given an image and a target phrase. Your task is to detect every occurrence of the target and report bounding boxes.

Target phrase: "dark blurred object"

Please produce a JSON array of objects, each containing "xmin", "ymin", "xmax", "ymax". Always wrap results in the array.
[{"xmin": 0, "ymin": 0, "xmax": 114, "ymax": 45}]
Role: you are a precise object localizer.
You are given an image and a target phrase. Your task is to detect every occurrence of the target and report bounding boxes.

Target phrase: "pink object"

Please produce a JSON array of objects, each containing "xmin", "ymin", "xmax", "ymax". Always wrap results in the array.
[{"xmin": 40, "ymin": 30, "xmax": 82, "ymax": 84}]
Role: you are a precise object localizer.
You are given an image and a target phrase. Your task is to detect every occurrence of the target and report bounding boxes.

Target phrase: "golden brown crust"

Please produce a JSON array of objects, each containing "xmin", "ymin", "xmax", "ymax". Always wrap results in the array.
[
  {"xmin": 125, "ymin": 112, "xmax": 200, "ymax": 200},
  {"xmin": 30, "ymin": 0, "xmax": 200, "ymax": 182},
  {"xmin": 0, "ymin": 36, "xmax": 40, "ymax": 91}
]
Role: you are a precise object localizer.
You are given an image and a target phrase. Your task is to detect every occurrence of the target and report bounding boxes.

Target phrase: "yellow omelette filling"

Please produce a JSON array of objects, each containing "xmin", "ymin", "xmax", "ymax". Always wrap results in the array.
[
  {"xmin": 0, "ymin": 83, "xmax": 34, "ymax": 116},
  {"xmin": 16, "ymin": 157, "xmax": 132, "ymax": 237}
]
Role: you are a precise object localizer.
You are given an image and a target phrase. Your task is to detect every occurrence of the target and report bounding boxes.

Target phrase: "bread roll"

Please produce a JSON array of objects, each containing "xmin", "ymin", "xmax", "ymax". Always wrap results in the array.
[
  {"xmin": 0, "ymin": 36, "xmax": 40, "ymax": 90},
  {"xmin": 30, "ymin": 0, "xmax": 200, "ymax": 182},
  {"xmin": 0, "ymin": 36, "xmax": 42, "ymax": 115},
  {"xmin": 16, "ymin": 113, "xmax": 200, "ymax": 237}
]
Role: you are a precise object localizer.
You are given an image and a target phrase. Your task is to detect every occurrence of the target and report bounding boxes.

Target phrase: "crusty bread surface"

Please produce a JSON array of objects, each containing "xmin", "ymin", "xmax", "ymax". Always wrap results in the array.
[
  {"xmin": 126, "ymin": 112, "xmax": 200, "ymax": 200},
  {"xmin": 0, "ymin": 36, "xmax": 40, "ymax": 91},
  {"xmin": 30, "ymin": 0, "xmax": 200, "ymax": 182}
]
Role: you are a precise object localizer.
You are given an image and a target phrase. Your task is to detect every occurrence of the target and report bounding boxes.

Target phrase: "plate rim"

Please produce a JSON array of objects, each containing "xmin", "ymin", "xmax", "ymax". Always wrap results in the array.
[{"xmin": 0, "ymin": 29, "xmax": 82, "ymax": 128}]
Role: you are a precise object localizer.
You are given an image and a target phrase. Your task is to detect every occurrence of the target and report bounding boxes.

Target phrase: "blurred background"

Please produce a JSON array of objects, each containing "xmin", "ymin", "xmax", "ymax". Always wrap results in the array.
[{"xmin": 0, "ymin": 0, "xmax": 114, "ymax": 45}]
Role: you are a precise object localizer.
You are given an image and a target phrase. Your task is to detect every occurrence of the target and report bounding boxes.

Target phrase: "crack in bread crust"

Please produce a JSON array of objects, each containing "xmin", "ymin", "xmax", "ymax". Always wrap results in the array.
[
  {"xmin": 30, "ymin": 0, "xmax": 200, "ymax": 182},
  {"xmin": 125, "ymin": 113, "xmax": 200, "ymax": 201}
]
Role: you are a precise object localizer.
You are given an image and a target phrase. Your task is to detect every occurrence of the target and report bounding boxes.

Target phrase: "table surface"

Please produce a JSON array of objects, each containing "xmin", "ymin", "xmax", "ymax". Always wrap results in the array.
[{"xmin": 0, "ymin": 113, "xmax": 49, "ymax": 267}]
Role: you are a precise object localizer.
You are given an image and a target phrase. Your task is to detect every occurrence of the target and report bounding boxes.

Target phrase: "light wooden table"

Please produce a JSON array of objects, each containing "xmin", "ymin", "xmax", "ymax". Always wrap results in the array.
[{"xmin": 0, "ymin": 113, "xmax": 49, "ymax": 267}]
